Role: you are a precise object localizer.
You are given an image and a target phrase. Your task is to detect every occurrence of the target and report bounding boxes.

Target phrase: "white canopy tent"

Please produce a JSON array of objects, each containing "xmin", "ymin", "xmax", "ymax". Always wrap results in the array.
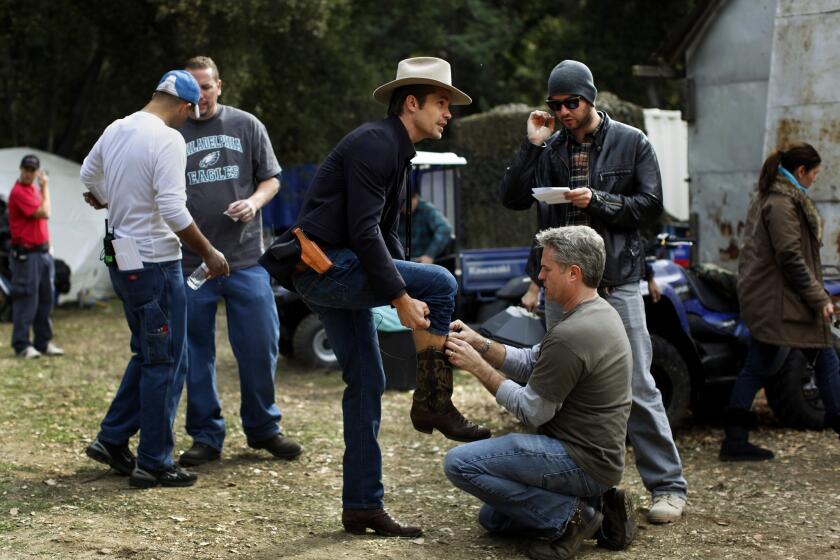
[{"xmin": 0, "ymin": 147, "xmax": 113, "ymax": 303}]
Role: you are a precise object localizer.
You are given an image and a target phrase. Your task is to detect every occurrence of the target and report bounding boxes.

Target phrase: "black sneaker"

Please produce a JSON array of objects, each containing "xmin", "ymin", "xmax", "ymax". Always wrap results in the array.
[
  {"xmin": 85, "ymin": 438, "xmax": 136, "ymax": 476},
  {"xmin": 246, "ymin": 434, "xmax": 302, "ymax": 460},
  {"xmin": 129, "ymin": 465, "xmax": 198, "ymax": 489},
  {"xmin": 597, "ymin": 488, "xmax": 637, "ymax": 550},
  {"xmin": 179, "ymin": 442, "xmax": 221, "ymax": 467}
]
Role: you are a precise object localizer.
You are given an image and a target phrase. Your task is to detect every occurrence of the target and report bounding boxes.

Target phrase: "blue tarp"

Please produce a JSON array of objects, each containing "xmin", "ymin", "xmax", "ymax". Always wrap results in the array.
[
  {"xmin": 263, "ymin": 164, "xmax": 433, "ymax": 233},
  {"xmin": 262, "ymin": 164, "xmax": 318, "ymax": 232}
]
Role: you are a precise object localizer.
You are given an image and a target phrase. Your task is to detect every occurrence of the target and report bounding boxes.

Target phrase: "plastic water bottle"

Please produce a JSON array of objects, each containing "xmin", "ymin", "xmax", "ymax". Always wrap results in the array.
[{"xmin": 187, "ymin": 264, "xmax": 209, "ymax": 290}]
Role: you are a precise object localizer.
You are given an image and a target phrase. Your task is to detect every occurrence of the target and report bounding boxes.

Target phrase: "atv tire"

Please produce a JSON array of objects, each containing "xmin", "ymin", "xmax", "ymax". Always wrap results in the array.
[
  {"xmin": 649, "ymin": 334, "xmax": 692, "ymax": 429},
  {"xmin": 292, "ymin": 313, "xmax": 339, "ymax": 370},
  {"xmin": 765, "ymin": 349, "xmax": 826, "ymax": 430}
]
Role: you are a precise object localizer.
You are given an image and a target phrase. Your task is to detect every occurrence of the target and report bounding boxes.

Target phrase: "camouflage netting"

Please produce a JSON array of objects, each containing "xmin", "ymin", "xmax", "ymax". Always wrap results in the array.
[{"xmin": 451, "ymin": 92, "xmax": 644, "ymax": 249}]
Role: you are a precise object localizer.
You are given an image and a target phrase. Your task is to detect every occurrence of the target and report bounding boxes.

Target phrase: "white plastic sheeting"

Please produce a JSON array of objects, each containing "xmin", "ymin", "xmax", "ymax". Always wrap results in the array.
[
  {"xmin": 411, "ymin": 151, "xmax": 467, "ymax": 167},
  {"xmin": 0, "ymin": 147, "xmax": 114, "ymax": 303},
  {"xmin": 643, "ymin": 109, "xmax": 689, "ymax": 221}
]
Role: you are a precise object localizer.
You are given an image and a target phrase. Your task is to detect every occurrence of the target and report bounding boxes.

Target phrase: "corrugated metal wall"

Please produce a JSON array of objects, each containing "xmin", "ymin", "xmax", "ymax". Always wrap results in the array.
[
  {"xmin": 687, "ymin": 0, "xmax": 777, "ymax": 266},
  {"xmin": 763, "ymin": 0, "xmax": 840, "ymax": 266}
]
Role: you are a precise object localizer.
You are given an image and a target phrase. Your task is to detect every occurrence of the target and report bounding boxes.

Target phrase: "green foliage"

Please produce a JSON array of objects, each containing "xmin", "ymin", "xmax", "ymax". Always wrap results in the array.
[
  {"xmin": 0, "ymin": 0, "xmax": 694, "ymax": 165},
  {"xmin": 451, "ymin": 104, "xmax": 537, "ymax": 248}
]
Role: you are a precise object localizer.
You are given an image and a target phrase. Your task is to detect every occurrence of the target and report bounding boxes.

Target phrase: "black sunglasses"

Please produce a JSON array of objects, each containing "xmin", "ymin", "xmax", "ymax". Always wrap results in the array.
[{"xmin": 546, "ymin": 96, "xmax": 582, "ymax": 112}]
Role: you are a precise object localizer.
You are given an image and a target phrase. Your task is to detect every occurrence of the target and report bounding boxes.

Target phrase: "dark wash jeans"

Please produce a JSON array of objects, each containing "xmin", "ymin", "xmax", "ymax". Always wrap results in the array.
[
  {"xmin": 293, "ymin": 248, "xmax": 457, "ymax": 509},
  {"xmin": 9, "ymin": 252, "xmax": 54, "ymax": 353},
  {"xmin": 97, "ymin": 260, "xmax": 187, "ymax": 471},
  {"xmin": 729, "ymin": 337, "xmax": 840, "ymax": 418},
  {"xmin": 172, "ymin": 265, "xmax": 282, "ymax": 450}
]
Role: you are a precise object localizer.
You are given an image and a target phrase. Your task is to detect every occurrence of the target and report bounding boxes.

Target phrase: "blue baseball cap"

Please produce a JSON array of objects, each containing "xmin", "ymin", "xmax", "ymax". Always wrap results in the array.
[{"xmin": 155, "ymin": 70, "xmax": 201, "ymax": 118}]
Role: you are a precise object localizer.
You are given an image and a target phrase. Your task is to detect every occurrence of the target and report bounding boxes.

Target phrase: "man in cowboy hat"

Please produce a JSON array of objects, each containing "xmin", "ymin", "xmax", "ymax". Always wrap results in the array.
[{"xmin": 260, "ymin": 57, "xmax": 488, "ymax": 537}]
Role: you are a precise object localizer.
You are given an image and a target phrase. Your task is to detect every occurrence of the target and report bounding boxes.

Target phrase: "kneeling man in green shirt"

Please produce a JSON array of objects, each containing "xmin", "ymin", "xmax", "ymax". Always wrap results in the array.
[{"xmin": 444, "ymin": 225, "xmax": 635, "ymax": 560}]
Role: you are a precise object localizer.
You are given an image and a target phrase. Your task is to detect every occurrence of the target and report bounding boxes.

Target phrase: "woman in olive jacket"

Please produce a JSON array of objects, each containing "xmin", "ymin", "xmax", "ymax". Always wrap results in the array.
[{"xmin": 721, "ymin": 143, "xmax": 840, "ymax": 461}]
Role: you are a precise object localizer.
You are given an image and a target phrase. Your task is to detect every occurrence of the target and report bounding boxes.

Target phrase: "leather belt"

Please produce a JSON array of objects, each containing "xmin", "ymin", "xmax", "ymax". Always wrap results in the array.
[{"xmin": 11, "ymin": 243, "xmax": 49, "ymax": 254}]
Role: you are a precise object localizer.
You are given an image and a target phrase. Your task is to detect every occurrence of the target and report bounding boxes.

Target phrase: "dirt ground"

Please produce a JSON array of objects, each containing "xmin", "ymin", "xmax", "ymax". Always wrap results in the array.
[{"xmin": 1, "ymin": 302, "xmax": 839, "ymax": 560}]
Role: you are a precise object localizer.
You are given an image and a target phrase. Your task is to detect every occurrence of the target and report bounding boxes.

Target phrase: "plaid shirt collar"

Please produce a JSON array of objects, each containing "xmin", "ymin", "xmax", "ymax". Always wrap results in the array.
[{"xmin": 559, "ymin": 112, "xmax": 605, "ymax": 227}]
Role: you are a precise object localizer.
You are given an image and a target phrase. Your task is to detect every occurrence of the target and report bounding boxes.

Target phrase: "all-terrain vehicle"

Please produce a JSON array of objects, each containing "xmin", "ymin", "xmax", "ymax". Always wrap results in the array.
[
  {"xmin": 643, "ymin": 236, "xmax": 840, "ymax": 429},
  {"xmin": 469, "ymin": 234, "xmax": 839, "ymax": 431}
]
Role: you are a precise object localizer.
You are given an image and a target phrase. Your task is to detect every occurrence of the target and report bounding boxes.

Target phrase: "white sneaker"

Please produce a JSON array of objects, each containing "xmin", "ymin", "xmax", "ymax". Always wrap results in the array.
[
  {"xmin": 43, "ymin": 342, "xmax": 65, "ymax": 356},
  {"xmin": 647, "ymin": 493, "xmax": 686, "ymax": 524},
  {"xmin": 17, "ymin": 346, "xmax": 42, "ymax": 359}
]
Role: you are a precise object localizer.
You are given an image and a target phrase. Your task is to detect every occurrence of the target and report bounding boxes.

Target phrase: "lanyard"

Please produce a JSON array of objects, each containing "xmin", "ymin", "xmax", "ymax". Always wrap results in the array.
[{"xmin": 404, "ymin": 164, "xmax": 413, "ymax": 260}]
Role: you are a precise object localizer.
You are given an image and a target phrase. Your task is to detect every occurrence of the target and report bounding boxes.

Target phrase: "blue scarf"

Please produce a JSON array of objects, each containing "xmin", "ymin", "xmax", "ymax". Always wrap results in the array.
[{"xmin": 778, "ymin": 166, "xmax": 809, "ymax": 195}]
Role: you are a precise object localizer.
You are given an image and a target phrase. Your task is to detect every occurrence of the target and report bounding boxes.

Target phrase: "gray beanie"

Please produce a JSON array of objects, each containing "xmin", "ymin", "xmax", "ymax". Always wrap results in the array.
[{"xmin": 547, "ymin": 60, "xmax": 597, "ymax": 105}]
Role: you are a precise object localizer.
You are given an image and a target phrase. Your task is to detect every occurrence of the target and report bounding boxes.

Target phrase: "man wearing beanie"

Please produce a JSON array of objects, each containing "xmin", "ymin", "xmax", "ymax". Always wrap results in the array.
[{"xmin": 500, "ymin": 60, "xmax": 688, "ymax": 526}]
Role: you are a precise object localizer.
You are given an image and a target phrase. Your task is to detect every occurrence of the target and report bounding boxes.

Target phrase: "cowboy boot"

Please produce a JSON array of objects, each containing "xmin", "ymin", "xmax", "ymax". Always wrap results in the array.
[{"xmin": 410, "ymin": 347, "xmax": 491, "ymax": 442}]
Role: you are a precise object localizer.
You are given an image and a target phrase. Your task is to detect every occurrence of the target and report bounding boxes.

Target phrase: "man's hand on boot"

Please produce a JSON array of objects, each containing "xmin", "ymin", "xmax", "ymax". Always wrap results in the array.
[
  {"xmin": 449, "ymin": 319, "xmax": 482, "ymax": 347},
  {"xmin": 445, "ymin": 335, "xmax": 485, "ymax": 373},
  {"xmin": 446, "ymin": 337, "xmax": 506, "ymax": 397},
  {"xmin": 450, "ymin": 323, "xmax": 507, "ymax": 369},
  {"xmin": 392, "ymin": 294, "xmax": 430, "ymax": 331}
]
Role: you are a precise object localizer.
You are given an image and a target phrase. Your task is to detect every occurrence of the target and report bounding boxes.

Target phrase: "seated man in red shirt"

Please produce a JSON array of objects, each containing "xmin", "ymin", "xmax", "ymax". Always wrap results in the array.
[{"xmin": 7, "ymin": 154, "xmax": 63, "ymax": 359}]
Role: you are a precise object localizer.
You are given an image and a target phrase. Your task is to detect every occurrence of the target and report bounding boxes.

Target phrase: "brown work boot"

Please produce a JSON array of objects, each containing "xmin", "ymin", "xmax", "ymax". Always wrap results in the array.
[
  {"xmin": 528, "ymin": 503, "xmax": 604, "ymax": 560},
  {"xmin": 410, "ymin": 348, "xmax": 491, "ymax": 442},
  {"xmin": 342, "ymin": 508, "xmax": 422, "ymax": 537}
]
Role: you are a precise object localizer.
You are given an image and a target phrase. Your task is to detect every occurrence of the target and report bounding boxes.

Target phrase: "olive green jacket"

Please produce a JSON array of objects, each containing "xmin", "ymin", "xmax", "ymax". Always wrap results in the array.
[{"xmin": 738, "ymin": 177, "xmax": 831, "ymax": 348}]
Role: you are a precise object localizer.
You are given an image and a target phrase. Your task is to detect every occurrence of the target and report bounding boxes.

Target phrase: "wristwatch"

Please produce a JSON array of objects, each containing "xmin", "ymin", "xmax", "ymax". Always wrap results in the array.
[{"xmin": 478, "ymin": 337, "xmax": 492, "ymax": 355}]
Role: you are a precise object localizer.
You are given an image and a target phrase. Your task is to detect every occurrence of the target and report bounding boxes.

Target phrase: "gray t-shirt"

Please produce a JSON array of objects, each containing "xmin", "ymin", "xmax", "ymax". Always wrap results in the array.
[
  {"xmin": 178, "ymin": 104, "xmax": 282, "ymax": 274},
  {"xmin": 528, "ymin": 297, "xmax": 632, "ymax": 487}
]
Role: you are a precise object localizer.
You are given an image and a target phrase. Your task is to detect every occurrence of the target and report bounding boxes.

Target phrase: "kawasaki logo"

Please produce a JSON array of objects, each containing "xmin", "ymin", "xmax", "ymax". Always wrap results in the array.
[{"xmin": 467, "ymin": 264, "xmax": 512, "ymax": 276}]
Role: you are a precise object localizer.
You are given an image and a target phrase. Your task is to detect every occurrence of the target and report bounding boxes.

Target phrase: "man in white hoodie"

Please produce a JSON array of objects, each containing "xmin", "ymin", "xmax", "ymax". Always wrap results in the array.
[{"xmin": 80, "ymin": 70, "xmax": 228, "ymax": 489}]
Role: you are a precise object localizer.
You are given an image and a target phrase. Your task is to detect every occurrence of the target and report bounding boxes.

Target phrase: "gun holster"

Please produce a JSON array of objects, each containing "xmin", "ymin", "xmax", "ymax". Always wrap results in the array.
[
  {"xmin": 258, "ymin": 227, "xmax": 333, "ymax": 292},
  {"xmin": 292, "ymin": 227, "xmax": 333, "ymax": 274}
]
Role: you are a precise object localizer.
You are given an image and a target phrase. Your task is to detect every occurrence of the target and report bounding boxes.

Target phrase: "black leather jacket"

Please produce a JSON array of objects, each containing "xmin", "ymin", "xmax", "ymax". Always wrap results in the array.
[{"xmin": 500, "ymin": 112, "xmax": 663, "ymax": 287}]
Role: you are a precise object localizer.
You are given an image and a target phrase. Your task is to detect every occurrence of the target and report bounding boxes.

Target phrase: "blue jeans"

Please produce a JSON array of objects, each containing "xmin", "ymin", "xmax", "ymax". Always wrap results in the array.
[
  {"xmin": 98, "ymin": 261, "xmax": 187, "ymax": 471},
  {"xmin": 444, "ymin": 434, "xmax": 610, "ymax": 541},
  {"xmin": 10, "ymin": 252, "xmax": 54, "ymax": 353},
  {"xmin": 293, "ymin": 248, "xmax": 457, "ymax": 509},
  {"xmin": 173, "ymin": 265, "xmax": 282, "ymax": 450},
  {"xmin": 546, "ymin": 282, "xmax": 687, "ymax": 499},
  {"xmin": 729, "ymin": 338, "xmax": 840, "ymax": 417}
]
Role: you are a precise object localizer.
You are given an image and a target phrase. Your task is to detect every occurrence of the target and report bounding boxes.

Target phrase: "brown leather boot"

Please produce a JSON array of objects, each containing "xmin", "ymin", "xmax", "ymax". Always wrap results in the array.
[
  {"xmin": 410, "ymin": 348, "xmax": 491, "ymax": 442},
  {"xmin": 342, "ymin": 508, "xmax": 422, "ymax": 537}
]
